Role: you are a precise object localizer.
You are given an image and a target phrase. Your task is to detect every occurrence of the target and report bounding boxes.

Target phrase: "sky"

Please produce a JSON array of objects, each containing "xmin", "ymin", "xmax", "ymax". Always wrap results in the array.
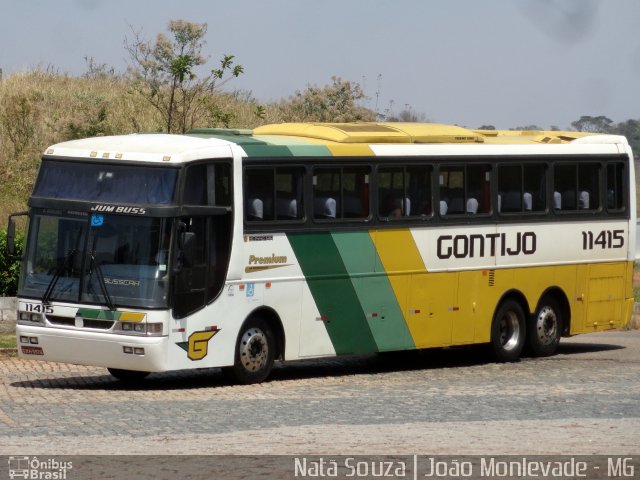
[{"xmin": 1, "ymin": 0, "xmax": 639, "ymax": 130}]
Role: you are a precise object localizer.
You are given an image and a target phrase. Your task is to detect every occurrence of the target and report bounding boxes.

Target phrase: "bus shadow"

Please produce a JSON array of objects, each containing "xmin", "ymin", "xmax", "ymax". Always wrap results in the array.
[
  {"xmin": 555, "ymin": 341, "xmax": 625, "ymax": 355},
  {"xmin": 9, "ymin": 341, "xmax": 625, "ymax": 391}
]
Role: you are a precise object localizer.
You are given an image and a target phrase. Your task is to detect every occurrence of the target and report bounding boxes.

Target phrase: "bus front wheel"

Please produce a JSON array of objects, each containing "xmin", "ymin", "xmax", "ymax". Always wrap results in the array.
[
  {"xmin": 527, "ymin": 296, "xmax": 562, "ymax": 357},
  {"xmin": 490, "ymin": 299, "xmax": 526, "ymax": 362},
  {"xmin": 225, "ymin": 317, "xmax": 275, "ymax": 384}
]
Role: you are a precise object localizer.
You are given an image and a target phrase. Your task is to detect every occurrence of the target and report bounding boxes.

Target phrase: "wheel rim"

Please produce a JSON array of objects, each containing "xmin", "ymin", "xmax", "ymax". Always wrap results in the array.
[
  {"xmin": 536, "ymin": 306, "xmax": 558, "ymax": 346},
  {"xmin": 239, "ymin": 327, "xmax": 268, "ymax": 372},
  {"xmin": 499, "ymin": 310, "xmax": 521, "ymax": 352}
]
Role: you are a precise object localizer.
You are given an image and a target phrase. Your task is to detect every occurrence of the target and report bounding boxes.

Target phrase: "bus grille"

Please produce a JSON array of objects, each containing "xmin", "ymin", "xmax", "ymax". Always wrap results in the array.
[
  {"xmin": 46, "ymin": 315, "xmax": 114, "ymax": 330},
  {"xmin": 82, "ymin": 319, "xmax": 114, "ymax": 330},
  {"xmin": 488, "ymin": 270, "xmax": 495, "ymax": 286},
  {"xmin": 46, "ymin": 316, "xmax": 75, "ymax": 327}
]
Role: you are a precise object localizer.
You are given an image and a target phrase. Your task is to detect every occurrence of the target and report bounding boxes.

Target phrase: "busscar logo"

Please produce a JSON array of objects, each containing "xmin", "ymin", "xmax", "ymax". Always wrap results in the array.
[
  {"xmin": 244, "ymin": 235, "xmax": 274, "ymax": 243},
  {"xmin": 245, "ymin": 254, "xmax": 290, "ymax": 273},
  {"xmin": 8, "ymin": 456, "xmax": 73, "ymax": 479}
]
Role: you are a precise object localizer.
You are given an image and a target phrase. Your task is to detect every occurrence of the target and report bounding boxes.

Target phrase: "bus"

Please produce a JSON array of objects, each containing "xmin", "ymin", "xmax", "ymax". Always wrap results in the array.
[{"xmin": 7, "ymin": 122, "xmax": 636, "ymax": 384}]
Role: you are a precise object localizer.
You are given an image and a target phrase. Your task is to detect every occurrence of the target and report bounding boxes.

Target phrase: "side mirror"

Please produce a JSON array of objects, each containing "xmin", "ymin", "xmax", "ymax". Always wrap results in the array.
[
  {"xmin": 6, "ymin": 211, "xmax": 28, "ymax": 257},
  {"xmin": 7, "ymin": 219, "xmax": 16, "ymax": 256}
]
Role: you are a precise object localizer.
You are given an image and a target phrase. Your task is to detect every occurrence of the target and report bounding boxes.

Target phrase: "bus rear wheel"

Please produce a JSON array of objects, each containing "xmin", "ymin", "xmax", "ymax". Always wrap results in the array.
[
  {"xmin": 490, "ymin": 299, "xmax": 526, "ymax": 362},
  {"xmin": 527, "ymin": 296, "xmax": 562, "ymax": 357},
  {"xmin": 225, "ymin": 317, "xmax": 275, "ymax": 384},
  {"xmin": 107, "ymin": 368, "xmax": 150, "ymax": 382}
]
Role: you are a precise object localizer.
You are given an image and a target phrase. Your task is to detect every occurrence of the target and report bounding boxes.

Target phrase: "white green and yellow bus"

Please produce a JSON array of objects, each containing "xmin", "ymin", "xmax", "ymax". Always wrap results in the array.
[{"xmin": 7, "ymin": 122, "xmax": 636, "ymax": 383}]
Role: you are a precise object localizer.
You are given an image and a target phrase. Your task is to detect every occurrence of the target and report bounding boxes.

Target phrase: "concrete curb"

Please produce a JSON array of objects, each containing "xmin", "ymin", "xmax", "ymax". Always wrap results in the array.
[
  {"xmin": 629, "ymin": 303, "xmax": 640, "ymax": 330},
  {"xmin": 0, "ymin": 297, "xmax": 16, "ymax": 334}
]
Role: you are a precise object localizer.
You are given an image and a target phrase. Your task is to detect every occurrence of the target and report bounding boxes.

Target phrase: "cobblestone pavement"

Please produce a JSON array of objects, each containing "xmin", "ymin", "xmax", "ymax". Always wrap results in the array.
[{"xmin": 0, "ymin": 331, "xmax": 638, "ymax": 455}]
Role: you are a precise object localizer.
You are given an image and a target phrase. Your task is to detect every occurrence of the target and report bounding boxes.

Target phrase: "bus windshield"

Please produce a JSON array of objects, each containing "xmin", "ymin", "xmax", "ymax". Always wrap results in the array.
[
  {"xmin": 20, "ymin": 211, "xmax": 172, "ymax": 309},
  {"xmin": 33, "ymin": 160, "xmax": 178, "ymax": 204}
]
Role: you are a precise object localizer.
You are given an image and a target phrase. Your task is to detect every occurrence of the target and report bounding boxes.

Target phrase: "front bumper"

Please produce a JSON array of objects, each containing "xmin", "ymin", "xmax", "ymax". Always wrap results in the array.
[{"xmin": 16, "ymin": 324, "xmax": 169, "ymax": 372}]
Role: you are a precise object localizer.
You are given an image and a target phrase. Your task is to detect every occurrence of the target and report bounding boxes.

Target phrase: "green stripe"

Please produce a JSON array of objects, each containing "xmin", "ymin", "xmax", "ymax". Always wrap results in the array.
[
  {"xmin": 253, "ymin": 136, "xmax": 332, "ymax": 157},
  {"xmin": 332, "ymin": 232, "xmax": 415, "ymax": 351},
  {"xmin": 288, "ymin": 232, "xmax": 378, "ymax": 354},
  {"xmin": 76, "ymin": 308, "xmax": 120, "ymax": 321},
  {"xmin": 287, "ymin": 145, "xmax": 332, "ymax": 156},
  {"xmin": 188, "ymin": 131, "xmax": 333, "ymax": 157}
]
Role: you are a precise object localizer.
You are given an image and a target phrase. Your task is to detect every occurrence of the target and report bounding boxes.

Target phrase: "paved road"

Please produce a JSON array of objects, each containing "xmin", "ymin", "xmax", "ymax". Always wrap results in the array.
[{"xmin": 0, "ymin": 331, "xmax": 638, "ymax": 455}]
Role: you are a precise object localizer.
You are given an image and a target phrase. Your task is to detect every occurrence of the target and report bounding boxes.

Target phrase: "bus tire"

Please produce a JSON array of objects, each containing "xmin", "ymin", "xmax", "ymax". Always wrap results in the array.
[
  {"xmin": 226, "ymin": 317, "xmax": 275, "ymax": 384},
  {"xmin": 107, "ymin": 368, "xmax": 150, "ymax": 382},
  {"xmin": 527, "ymin": 296, "xmax": 562, "ymax": 357},
  {"xmin": 490, "ymin": 299, "xmax": 526, "ymax": 362}
]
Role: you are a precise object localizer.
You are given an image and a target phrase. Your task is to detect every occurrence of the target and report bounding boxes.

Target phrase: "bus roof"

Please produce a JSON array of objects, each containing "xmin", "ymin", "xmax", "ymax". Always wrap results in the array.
[
  {"xmin": 193, "ymin": 122, "xmax": 600, "ymax": 145},
  {"xmin": 44, "ymin": 123, "xmax": 626, "ymax": 163}
]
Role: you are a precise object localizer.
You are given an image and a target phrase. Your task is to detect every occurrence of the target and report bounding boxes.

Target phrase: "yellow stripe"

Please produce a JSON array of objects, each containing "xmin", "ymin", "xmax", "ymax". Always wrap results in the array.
[
  {"xmin": 119, "ymin": 312, "xmax": 146, "ymax": 322},
  {"xmin": 372, "ymin": 229, "xmax": 425, "ymax": 274},
  {"xmin": 371, "ymin": 229, "xmax": 435, "ymax": 346},
  {"xmin": 325, "ymin": 144, "xmax": 374, "ymax": 156}
]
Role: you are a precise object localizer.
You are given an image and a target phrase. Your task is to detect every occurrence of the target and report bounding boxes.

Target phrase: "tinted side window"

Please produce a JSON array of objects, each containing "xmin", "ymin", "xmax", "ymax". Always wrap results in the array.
[
  {"xmin": 313, "ymin": 166, "xmax": 370, "ymax": 220},
  {"xmin": 184, "ymin": 163, "xmax": 232, "ymax": 206},
  {"xmin": 245, "ymin": 167, "xmax": 304, "ymax": 222},
  {"xmin": 440, "ymin": 164, "xmax": 491, "ymax": 216},
  {"xmin": 553, "ymin": 163, "xmax": 600, "ymax": 211},
  {"xmin": 498, "ymin": 163, "xmax": 546, "ymax": 213},
  {"xmin": 245, "ymin": 168, "xmax": 275, "ymax": 221},
  {"xmin": 606, "ymin": 163, "xmax": 625, "ymax": 211},
  {"xmin": 378, "ymin": 165, "xmax": 432, "ymax": 219}
]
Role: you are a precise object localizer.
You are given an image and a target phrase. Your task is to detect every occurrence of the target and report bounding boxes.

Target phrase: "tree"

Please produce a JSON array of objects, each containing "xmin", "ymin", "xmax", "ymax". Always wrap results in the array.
[
  {"xmin": 279, "ymin": 76, "xmax": 374, "ymax": 123},
  {"xmin": 125, "ymin": 20, "xmax": 243, "ymax": 133},
  {"xmin": 570, "ymin": 115, "xmax": 613, "ymax": 133},
  {"xmin": 612, "ymin": 119, "xmax": 640, "ymax": 159},
  {"xmin": 386, "ymin": 106, "xmax": 427, "ymax": 123},
  {"xmin": 511, "ymin": 125, "xmax": 543, "ymax": 131}
]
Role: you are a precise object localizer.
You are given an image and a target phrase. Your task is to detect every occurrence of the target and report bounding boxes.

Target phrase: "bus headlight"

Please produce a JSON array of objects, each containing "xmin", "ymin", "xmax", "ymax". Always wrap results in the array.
[
  {"xmin": 17, "ymin": 312, "xmax": 43, "ymax": 324},
  {"xmin": 115, "ymin": 321, "xmax": 164, "ymax": 336}
]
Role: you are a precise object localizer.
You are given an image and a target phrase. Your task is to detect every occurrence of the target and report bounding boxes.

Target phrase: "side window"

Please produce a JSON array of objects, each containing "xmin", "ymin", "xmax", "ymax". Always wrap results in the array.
[
  {"xmin": 313, "ymin": 166, "xmax": 370, "ymax": 220},
  {"xmin": 314, "ymin": 168, "xmax": 340, "ymax": 219},
  {"xmin": 210, "ymin": 163, "xmax": 232, "ymax": 206},
  {"xmin": 244, "ymin": 167, "xmax": 305, "ymax": 222},
  {"xmin": 173, "ymin": 213, "xmax": 233, "ymax": 318},
  {"xmin": 378, "ymin": 165, "xmax": 432, "ymax": 219},
  {"xmin": 173, "ymin": 217, "xmax": 207, "ymax": 318},
  {"xmin": 579, "ymin": 164, "xmax": 600, "ymax": 210},
  {"xmin": 245, "ymin": 168, "xmax": 275, "ymax": 221},
  {"xmin": 524, "ymin": 164, "xmax": 547, "ymax": 212},
  {"xmin": 553, "ymin": 163, "xmax": 600, "ymax": 211},
  {"xmin": 439, "ymin": 164, "xmax": 491, "ymax": 216},
  {"xmin": 275, "ymin": 167, "xmax": 305, "ymax": 220},
  {"xmin": 498, "ymin": 163, "xmax": 546, "ymax": 213},
  {"xmin": 183, "ymin": 163, "xmax": 232, "ymax": 206},
  {"xmin": 606, "ymin": 162, "xmax": 625, "ymax": 211}
]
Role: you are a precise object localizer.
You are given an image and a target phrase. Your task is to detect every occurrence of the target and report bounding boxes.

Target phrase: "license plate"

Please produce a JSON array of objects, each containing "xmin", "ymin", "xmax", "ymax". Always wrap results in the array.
[{"xmin": 21, "ymin": 346, "xmax": 44, "ymax": 355}]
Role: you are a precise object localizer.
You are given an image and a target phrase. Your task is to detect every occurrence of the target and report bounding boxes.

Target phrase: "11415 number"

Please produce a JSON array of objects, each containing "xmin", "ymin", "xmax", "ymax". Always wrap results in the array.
[{"xmin": 581, "ymin": 230, "xmax": 624, "ymax": 250}]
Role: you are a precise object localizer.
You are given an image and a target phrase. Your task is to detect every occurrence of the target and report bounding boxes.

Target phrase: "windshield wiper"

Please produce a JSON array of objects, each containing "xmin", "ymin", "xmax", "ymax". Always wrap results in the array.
[
  {"xmin": 88, "ymin": 254, "xmax": 116, "ymax": 311},
  {"xmin": 43, "ymin": 228, "xmax": 83, "ymax": 305},
  {"xmin": 87, "ymin": 233, "xmax": 117, "ymax": 311}
]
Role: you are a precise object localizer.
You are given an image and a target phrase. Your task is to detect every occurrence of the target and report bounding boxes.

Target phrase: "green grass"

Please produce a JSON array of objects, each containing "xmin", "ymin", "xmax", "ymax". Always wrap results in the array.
[{"xmin": 0, "ymin": 333, "xmax": 16, "ymax": 349}]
